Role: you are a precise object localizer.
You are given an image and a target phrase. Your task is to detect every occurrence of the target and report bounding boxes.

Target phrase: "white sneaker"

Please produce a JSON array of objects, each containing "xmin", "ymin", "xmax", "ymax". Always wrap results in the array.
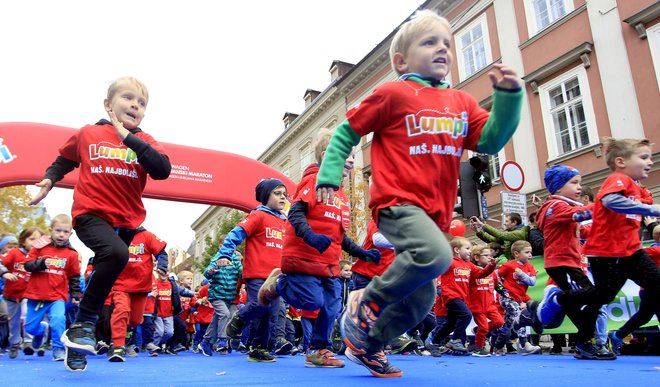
[{"xmin": 517, "ymin": 341, "xmax": 542, "ymax": 355}]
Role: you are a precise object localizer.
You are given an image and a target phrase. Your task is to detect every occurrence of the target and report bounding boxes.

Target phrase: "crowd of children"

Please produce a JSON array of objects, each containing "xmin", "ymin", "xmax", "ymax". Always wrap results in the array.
[{"xmin": 1, "ymin": 8, "xmax": 658, "ymax": 382}]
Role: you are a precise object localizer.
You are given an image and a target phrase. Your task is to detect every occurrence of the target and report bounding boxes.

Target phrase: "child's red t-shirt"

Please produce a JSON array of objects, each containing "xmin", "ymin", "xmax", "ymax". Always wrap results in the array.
[
  {"xmin": 192, "ymin": 285, "xmax": 214, "ymax": 324},
  {"xmin": 347, "ymin": 81, "xmax": 485, "ymax": 231},
  {"xmin": 468, "ymin": 271, "xmax": 498, "ymax": 314},
  {"xmin": 24, "ymin": 244, "xmax": 80, "ymax": 302},
  {"xmin": 584, "ymin": 172, "xmax": 645, "ymax": 257},
  {"xmin": 497, "ymin": 260, "xmax": 537, "ymax": 303},
  {"xmin": 114, "ymin": 230, "xmax": 166, "ymax": 293},
  {"xmin": 352, "ymin": 220, "xmax": 395, "ymax": 278},
  {"xmin": 1, "ymin": 248, "xmax": 31, "ymax": 300},
  {"xmin": 239, "ymin": 209, "xmax": 286, "ymax": 279},
  {"xmin": 59, "ymin": 123, "xmax": 168, "ymax": 228},
  {"xmin": 155, "ymin": 278, "xmax": 173, "ymax": 317}
]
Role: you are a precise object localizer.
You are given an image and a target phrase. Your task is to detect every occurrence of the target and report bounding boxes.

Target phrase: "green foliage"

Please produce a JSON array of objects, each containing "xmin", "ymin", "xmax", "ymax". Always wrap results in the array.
[
  {"xmin": 194, "ymin": 210, "xmax": 245, "ymax": 271},
  {"xmin": 0, "ymin": 186, "xmax": 48, "ymax": 236}
]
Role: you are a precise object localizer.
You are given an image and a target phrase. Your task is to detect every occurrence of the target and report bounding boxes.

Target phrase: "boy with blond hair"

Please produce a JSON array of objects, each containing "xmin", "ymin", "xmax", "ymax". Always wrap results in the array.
[
  {"xmin": 494, "ymin": 240, "xmax": 541, "ymax": 355},
  {"xmin": 582, "ymin": 138, "xmax": 660, "ymax": 354},
  {"xmin": 23, "ymin": 214, "xmax": 81, "ymax": 362},
  {"xmin": 30, "ymin": 77, "xmax": 171, "ymax": 371},
  {"xmin": 315, "ymin": 9, "xmax": 522, "ymax": 377}
]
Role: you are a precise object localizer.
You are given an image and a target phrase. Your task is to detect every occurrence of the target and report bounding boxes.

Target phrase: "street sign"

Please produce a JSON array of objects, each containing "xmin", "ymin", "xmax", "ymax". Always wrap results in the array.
[
  {"xmin": 501, "ymin": 161, "xmax": 525, "ymax": 192},
  {"xmin": 480, "ymin": 193, "xmax": 489, "ymax": 220},
  {"xmin": 500, "ymin": 191, "xmax": 527, "ymax": 225}
]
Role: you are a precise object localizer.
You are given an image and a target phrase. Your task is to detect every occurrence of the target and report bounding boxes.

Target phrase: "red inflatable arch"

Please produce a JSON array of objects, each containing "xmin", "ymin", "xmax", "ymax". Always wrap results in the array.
[{"xmin": 0, "ymin": 122, "xmax": 296, "ymax": 212}]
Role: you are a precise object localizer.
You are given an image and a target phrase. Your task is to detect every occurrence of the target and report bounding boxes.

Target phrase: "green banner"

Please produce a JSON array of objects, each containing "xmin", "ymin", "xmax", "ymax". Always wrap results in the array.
[{"xmin": 525, "ymin": 255, "xmax": 657, "ymax": 333}]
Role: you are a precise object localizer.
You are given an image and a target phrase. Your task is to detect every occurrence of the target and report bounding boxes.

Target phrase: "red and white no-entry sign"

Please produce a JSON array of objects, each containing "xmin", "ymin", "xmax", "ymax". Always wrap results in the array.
[{"xmin": 500, "ymin": 161, "xmax": 525, "ymax": 192}]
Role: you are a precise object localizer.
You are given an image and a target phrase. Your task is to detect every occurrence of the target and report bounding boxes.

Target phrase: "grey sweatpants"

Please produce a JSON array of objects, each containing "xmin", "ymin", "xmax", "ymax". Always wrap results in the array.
[{"xmin": 364, "ymin": 204, "xmax": 453, "ymax": 350}]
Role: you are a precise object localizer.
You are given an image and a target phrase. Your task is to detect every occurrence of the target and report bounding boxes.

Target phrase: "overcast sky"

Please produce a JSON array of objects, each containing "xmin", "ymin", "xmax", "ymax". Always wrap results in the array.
[{"xmin": 0, "ymin": 0, "xmax": 423, "ymax": 261}]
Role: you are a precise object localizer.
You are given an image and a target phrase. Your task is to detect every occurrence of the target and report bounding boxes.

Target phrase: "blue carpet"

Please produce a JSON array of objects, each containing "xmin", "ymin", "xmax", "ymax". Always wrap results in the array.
[{"xmin": 1, "ymin": 351, "xmax": 658, "ymax": 386}]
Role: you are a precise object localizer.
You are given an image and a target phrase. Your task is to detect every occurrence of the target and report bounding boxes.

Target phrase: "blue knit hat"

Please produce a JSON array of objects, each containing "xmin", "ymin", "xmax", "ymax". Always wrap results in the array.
[
  {"xmin": 0, "ymin": 235, "xmax": 18, "ymax": 251},
  {"xmin": 255, "ymin": 178, "xmax": 286, "ymax": 205},
  {"xmin": 544, "ymin": 165, "xmax": 580, "ymax": 194}
]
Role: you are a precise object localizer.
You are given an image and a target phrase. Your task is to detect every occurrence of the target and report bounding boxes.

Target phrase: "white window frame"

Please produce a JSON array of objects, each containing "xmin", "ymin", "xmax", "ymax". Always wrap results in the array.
[
  {"xmin": 524, "ymin": 0, "xmax": 574, "ymax": 37},
  {"xmin": 455, "ymin": 14, "xmax": 492, "ymax": 81},
  {"xmin": 647, "ymin": 23, "xmax": 660, "ymax": 93},
  {"xmin": 538, "ymin": 66, "xmax": 598, "ymax": 160},
  {"xmin": 299, "ymin": 143, "xmax": 312, "ymax": 171}
]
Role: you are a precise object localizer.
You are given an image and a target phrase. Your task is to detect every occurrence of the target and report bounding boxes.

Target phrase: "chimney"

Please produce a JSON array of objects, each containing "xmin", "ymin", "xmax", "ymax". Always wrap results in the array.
[
  {"xmin": 282, "ymin": 112, "xmax": 299, "ymax": 128},
  {"xmin": 304, "ymin": 89, "xmax": 321, "ymax": 108},
  {"xmin": 329, "ymin": 60, "xmax": 354, "ymax": 82}
]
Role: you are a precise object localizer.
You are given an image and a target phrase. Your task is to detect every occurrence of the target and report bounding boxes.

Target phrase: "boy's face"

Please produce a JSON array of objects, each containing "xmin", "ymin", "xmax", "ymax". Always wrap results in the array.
[
  {"xmin": 265, "ymin": 185, "xmax": 287, "ymax": 211},
  {"xmin": 342, "ymin": 152, "xmax": 355, "ymax": 178},
  {"xmin": 514, "ymin": 247, "xmax": 532, "ymax": 263},
  {"xmin": 455, "ymin": 241, "xmax": 472, "ymax": 260},
  {"xmin": 180, "ymin": 275, "xmax": 193, "ymax": 288},
  {"xmin": 104, "ymin": 81, "xmax": 148, "ymax": 129},
  {"xmin": 394, "ymin": 22, "xmax": 453, "ymax": 81},
  {"xmin": 50, "ymin": 222, "xmax": 72, "ymax": 246},
  {"xmin": 475, "ymin": 248, "xmax": 492, "ymax": 267},
  {"xmin": 617, "ymin": 145, "xmax": 653, "ymax": 181},
  {"xmin": 556, "ymin": 174, "xmax": 582, "ymax": 200},
  {"xmin": 340, "ymin": 265, "xmax": 352, "ymax": 279}
]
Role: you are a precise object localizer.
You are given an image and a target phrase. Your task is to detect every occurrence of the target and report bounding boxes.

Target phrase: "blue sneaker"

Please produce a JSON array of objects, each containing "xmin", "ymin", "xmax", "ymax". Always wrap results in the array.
[
  {"xmin": 61, "ymin": 322, "xmax": 97, "ymax": 355},
  {"xmin": 575, "ymin": 340, "xmax": 616, "ymax": 360},
  {"xmin": 538, "ymin": 286, "xmax": 565, "ymax": 327},
  {"xmin": 199, "ymin": 341, "xmax": 213, "ymax": 357},
  {"xmin": 31, "ymin": 321, "xmax": 49, "ymax": 351},
  {"xmin": 608, "ymin": 331, "xmax": 624, "ymax": 355}
]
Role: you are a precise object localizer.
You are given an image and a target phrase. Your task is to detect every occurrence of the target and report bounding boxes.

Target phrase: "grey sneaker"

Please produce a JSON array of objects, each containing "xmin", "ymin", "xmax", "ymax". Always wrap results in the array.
[
  {"xmin": 52, "ymin": 347, "xmax": 66, "ymax": 361},
  {"xmin": 64, "ymin": 347, "xmax": 87, "ymax": 372},
  {"xmin": 61, "ymin": 322, "xmax": 97, "ymax": 356}
]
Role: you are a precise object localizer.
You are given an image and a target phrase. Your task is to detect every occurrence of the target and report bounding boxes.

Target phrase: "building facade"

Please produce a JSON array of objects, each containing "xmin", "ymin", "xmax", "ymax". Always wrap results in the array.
[{"xmin": 192, "ymin": 0, "xmax": 660, "ymax": 245}]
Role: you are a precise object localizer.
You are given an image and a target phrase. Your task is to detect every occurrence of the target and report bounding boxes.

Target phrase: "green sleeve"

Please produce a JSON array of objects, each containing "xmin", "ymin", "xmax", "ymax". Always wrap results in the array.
[
  {"xmin": 476, "ymin": 88, "xmax": 523, "ymax": 154},
  {"xmin": 476, "ymin": 230, "xmax": 498, "ymax": 244},
  {"xmin": 316, "ymin": 120, "xmax": 362, "ymax": 189},
  {"xmin": 483, "ymin": 224, "xmax": 529, "ymax": 242}
]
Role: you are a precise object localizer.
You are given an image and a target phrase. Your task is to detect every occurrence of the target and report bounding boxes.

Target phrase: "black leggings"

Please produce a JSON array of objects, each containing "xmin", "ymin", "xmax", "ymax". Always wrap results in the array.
[
  {"xmin": 589, "ymin": 250, "xmax": 660, "ymax": 305},
  {"xmin": 617, "ymin": 289, "xmax": 660, "ymax": 338},
  {"xmin": 545, "ymin": 266, "xmax": 600, "ymax": 343},
  {"xmin": 75, "ymin": 214, "xmax": 136, "ymax": 324}
]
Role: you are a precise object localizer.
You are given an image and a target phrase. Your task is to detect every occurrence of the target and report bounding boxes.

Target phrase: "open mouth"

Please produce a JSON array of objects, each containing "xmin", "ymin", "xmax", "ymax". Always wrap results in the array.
[
  {"xmin": 126, "ymin": 112, "xmax": 136, "ymax": 119},
  {"xmin": 433, "ymin": 58, "xmax": 447, "ymax": 64}
]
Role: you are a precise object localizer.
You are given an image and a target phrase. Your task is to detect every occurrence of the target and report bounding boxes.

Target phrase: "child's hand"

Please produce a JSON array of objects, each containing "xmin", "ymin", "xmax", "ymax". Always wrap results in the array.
[
  {"xmin": 644, "ymin": 216, "xmax": 658, "ymax": 225},
  {"xmin": 216, "ymin": 258, "xmax": 233, "ymax": 267},
  {"xmin": 2, "ymin": 272, "xmax": 18, "ymax": 282},
  {"xmin": 29, "ymin": 179, "xmax": 53, "ymax": 206},
  {"xmin": 488, "ymin": 63, "xmax": 521, "ymax": 91},
  {"xmin": 316, "ymin": 187, "xmax": 336, "ymax": 204},
  {"xmin": 106, "ymin": 108, "xmax": 130, "ymax": 140}
]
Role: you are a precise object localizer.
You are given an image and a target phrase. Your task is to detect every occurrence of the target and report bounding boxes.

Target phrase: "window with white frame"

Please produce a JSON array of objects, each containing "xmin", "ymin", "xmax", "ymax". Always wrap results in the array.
[
  {"xmin": 279, "ymin": 160, "xmax": 290, "ymax": 178},
  {"xmin": 456, "ymin": 14, "xmax": 492, "ymax": 81},
  {"xmin": 300, "ymin": 143, "xmax": 312, "ymax": 170},
  {"xmin": 647, "ymin": 23, "xmax": 660, "ymax": 93},
  {"xmin": 539, "ymin": 67, "xmax": 598, "ymax": 158},
  {"xmin": 525, "ymin": 0, "xmax": 574, "ymax": 36},
  {"xmin": 489, "ymin": 150, "xmax": 504, "ymax": 182}
]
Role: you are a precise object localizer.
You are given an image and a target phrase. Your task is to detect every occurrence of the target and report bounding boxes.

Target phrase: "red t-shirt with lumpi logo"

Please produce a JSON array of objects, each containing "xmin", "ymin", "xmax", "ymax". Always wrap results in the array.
[
  {"xmin": 23, "ymin": 244, "xmax": 80, "ymax": 302},
  {"xmin": 113, "ymin": 230, "xmax": 166, "ymax": 293},
  {"xmin": 435, "ymin": 257, "xmax": 495, "ymax": 315},
  {"xmin": 584, "ymin": 172, "xmax": 646, "ymax": 257},
  {"xmin": 155, "ymin": 278, "xmax": 173, "ymax": 317},
  {"xmin": 497, "ymin": 260, "xmax": 537, "ymax": 303},
  {"xmin": 468, "ymin": 271, "xmax": 499, "ymax": 314},
  {"xmin": 537, "ymin": 197, "xmax": 590, "ymax": 269},
  {"xmin": 239, "ymin": 208, "xmax": 286, "ymax": 279},
  {"xmin": 352, "ymin": 220, "xmax": 395, "ymax": 278},
  {"xmin": 58, "ymin": 123, "xmax": 168, "ymax": 228},
  {"xmin": 1, "ymin": 248, "xmax": 31, "ymax": 299},
  {"xmin": 347, "ymin": 81, "xmax": 485, "ymax": 231}
]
